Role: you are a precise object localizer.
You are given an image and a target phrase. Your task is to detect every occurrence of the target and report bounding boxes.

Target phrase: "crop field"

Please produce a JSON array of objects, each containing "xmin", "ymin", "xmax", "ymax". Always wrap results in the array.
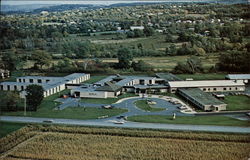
[{"xmin": 0, "ymin": 125, "xmax": 249, "ymax": 160}]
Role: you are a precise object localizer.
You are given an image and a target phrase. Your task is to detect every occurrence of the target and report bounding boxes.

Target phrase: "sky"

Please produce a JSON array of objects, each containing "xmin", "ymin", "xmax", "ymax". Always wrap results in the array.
[{"xmin": 2, "ymin": 0, "xmax": 169, "ymax": 6}]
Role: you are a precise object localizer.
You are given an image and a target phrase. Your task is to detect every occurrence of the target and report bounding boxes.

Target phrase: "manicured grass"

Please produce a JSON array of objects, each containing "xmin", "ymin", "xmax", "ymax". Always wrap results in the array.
[
  {"xmin": 177, "ymin": 73, "xmax": 226, "ymax": 80},
  {"xmin": 223, "ymin": 95, "xmax": 250, "ymax": 111},
  {"xmin": 0, "ymin": 122, "xmax": 26, "ymax": 138},
  {"xmin": 80, "ymin": 93, "xmax": 137, "ymax": 104},
  {"xmin": 128, "ymin": 115, "xmax": 250, "ymax": 126},
  {"xmin": 83, "ymin": 75, "xmax": 108, "ymax": 84},
  {"xmin": 1, "ymin": 89, "xmax": 127, "ymax": 119},
  {"xmin": 29, "ymin": 107, "xmax": 127, "ymax": 120},
  {"xmin": 134, "ymin": 100, "xmax": 165, "ymax": 112}
]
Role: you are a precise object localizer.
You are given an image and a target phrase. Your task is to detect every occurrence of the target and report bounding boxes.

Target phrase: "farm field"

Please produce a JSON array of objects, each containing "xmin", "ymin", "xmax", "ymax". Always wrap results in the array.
[
  {"xmin": 99, "ymin": 55, "xmax": 219, "ymax": 71},
  {"xmin": 0, "ymin": 125, "xmax": 249, "ymax": 160},
  {"xmin": 128, "ymin": 115, "xmax": 250, "ymax": 127}
]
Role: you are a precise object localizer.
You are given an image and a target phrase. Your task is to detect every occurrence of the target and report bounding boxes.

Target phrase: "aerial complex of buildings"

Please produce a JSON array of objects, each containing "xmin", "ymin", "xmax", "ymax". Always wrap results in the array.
[{"xmin": 0, "ymin": 73, "xmax": 249, "ymax": 112}]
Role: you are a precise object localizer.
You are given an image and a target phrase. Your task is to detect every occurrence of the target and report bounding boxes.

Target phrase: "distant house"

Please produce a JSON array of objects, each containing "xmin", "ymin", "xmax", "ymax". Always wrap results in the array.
[
  {"xmin": 0, "ymin": 69, "xmax": 10, "ymax": 79},
  {"xmin": 130, "ymin": 26, "xmax": 144, "ymax": 30}
]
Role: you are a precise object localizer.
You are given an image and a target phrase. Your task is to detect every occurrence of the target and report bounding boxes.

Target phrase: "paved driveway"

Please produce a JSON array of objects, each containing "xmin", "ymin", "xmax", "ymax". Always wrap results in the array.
[{"xmin": 55, "ymin": 97, "xmax": 192, "ymax": 121}]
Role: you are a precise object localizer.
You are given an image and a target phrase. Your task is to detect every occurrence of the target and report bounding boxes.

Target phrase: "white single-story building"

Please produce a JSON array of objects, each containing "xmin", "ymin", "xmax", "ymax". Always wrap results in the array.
[
  {"xmin": 168, "ymin": 80, "xmax": 245, "ymax": 93},
  {"xmin": 0, "ymin": 73, "xmax": 90, "ymax": 97},
  {"xmin": 178, "ymin": 88, "xmax": 227, "ymax": 111}
]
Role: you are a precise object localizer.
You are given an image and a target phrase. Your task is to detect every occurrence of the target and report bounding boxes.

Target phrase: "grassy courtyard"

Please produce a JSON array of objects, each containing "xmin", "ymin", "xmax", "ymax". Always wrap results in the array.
[
  {"xmin": 223, "ymin": 95, "xmax": 250, "ymax": 111},
  {"xmin": 128, "ymin": 115, "xmax": 250, "ymax": 126},
  {"xmin": 80, "ymin": 93, "xmax": 137, "ymax": 104},
  {"xmin": 134, "ymin": 100, "xmax": 166, "ymax": 112}
]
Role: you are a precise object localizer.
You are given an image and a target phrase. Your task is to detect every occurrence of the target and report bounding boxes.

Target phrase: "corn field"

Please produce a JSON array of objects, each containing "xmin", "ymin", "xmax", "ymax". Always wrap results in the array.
[{"xmin": 1, "ymin": 125, "xmax": 250, "ymax": 160}]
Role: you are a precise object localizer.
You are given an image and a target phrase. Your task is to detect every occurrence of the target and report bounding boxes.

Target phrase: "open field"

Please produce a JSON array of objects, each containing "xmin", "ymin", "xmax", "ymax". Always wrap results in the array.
[
  {"xmin": 0, "ymin": 122, "xmax": 26, "ymax": 138},
  {"xmin": 134, "ymin": 100, "xmax": 165, "ymax": 112},
  {"xmin": 0, "ymin": 125, "xmax": 249, "ymax": 160},
  {"xmin": 128, "ymin": 115, "xmax": 250, "ymax": 127},
  {"xmin": 80, "ymin": 93, "xmax": 137, "ymax": 104},
  {"xmin": 177, "ymin": 73, "xmax": 226, "ymax": 80},
  {"xmin": 99, "ymin": 55, "xmax": 219, "ymax": 71},
  {"xmin": 223, "ymin": 95, "xmax": 250, "ymax": 111}
]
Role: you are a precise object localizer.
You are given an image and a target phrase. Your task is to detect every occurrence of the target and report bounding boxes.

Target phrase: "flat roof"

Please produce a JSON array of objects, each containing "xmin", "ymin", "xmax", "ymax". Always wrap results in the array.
[
  {"xmin": 226, "ymin": 74, "xmax": 250, "ymax": 80},
  {"xmin": 178, "ymin": 88, "xmax": 225, "ymax": 106},
  {"xmin": 156, "ymin": 73, "xmax": 182, "ymax": 81},
  {"xmin": 168, "ymin": 80, "xmax": 245, "ymax": 88}
]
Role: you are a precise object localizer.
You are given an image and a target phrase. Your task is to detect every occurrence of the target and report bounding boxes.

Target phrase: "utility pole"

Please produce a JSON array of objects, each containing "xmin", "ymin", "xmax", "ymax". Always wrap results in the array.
[{"xmin": 24, "ymin": 96, "xmax": 26, "ymax": 116}]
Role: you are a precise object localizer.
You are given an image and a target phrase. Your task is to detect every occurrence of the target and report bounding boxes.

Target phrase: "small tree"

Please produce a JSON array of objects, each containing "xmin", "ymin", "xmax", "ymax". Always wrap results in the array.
[{"xmin": 26, "ymin": 85, "xmax": 44, "ymax": 111}]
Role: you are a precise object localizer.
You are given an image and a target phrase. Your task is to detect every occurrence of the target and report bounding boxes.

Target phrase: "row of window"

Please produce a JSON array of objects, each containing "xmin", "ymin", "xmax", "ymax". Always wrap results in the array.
[
  {"xmin": 18, "ymin": 78, "xmax": 50, "ymax": 83},
  {"xmin": 202, "ymin": 87, "xmax": 238, "ymax": 91}
]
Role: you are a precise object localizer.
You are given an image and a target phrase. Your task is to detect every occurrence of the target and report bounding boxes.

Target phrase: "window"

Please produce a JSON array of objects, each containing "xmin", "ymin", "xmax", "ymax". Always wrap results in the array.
[
  {"xmin": 0, "ymin": 85, "xmax": 3, "ymax": 90},
  {"xmin": 38, "ymin": 79, "xmax": 42, "ymax": 83},
  {"xmin": 235, "ymin": 87, "xmax": 238, "ymax": 90},
  {"xmin": 203, "ymin": 88, "xmax": 206, "ymax": 91},
  {"xmin": 46, "ymin": 80, "xmax": 50, "ymax": 83},
  {"xmin": 14, "ymin": 85, "xmax": 17, "ymax": 90},
  {"xmin": 21, "ymin": 86, "xmax": 24, "ymax": 91},
  {"xmin": 213, "ymin": 88, "xmax": 217, "ymax": 91},
  {"xmin": 208, "ymin": 88, "xmax": 210, "ymax": 91},
  {"xmin": 223, "ymin": 88, "xmax": 227, "ymax": 91},
  {"xmin": 19, "ymin": 79, "xmax": 21, "ymax": 82},
  {"xmin": 29, "ymin": 79, "xmax": 33, "ymax": 83},
  {"xmin": 229, "ymin": 88, "xmax": 232, "ymax": 90},
  {"xmin": 23, "ymin": 79, "xmax": 25, "ymax": 83},
  {"xmin": 7, "ymin": 85, "xmax": 10, "ymax": 91}
]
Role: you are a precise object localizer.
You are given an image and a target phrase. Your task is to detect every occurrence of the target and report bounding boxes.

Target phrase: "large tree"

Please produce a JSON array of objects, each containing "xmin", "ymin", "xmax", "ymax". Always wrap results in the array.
[
  {"xmin": 117, "ymin": 48, "xmax": 133, "ymax": 69},
  {"xmin": 31, "ymin": 50, "xmax": 52, "ymax": 69},
  {"xmin": 26, "ymin": 85, "xmax": 44, "ymax": 111}
]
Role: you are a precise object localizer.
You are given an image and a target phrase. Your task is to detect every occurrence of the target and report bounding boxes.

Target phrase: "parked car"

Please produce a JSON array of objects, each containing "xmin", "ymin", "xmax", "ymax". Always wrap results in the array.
[
  {"xmin": 102, "ymin": 105, "xmax": 114, "ymax": 109},
  {"xmin": 43, "ymin": 120, "xmax": 54, "ymax": 123}
]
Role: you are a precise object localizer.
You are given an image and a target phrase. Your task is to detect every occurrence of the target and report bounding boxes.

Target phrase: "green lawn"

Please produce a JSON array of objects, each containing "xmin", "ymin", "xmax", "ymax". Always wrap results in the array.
[
  {"xmin": 80, "ymin": 93, "xmax": 137, "ymax": 104},
  {"xmin": 0, "ymin": 122, "xmax": 26, "ymax": 138},
  {"xmin": 23, "ymin": 107, "xmax": 127, "ymax": 120},
  {"xmin": 1, "ymin": 89, "xmax": 70, "ymax": 117},
  {"xmin": 177, "ymin": 73, "xmax": 226, "ymax": 80},
  {"xmin": 134, "ymin": 100, "xmax": 166, "ymax": 112},
  {"xmin": 1, "ymin": 89, "xmax": 128, "ymax": 119},
  {"xmin": 128, "ymin": 115, "xmax": 250, "ymax": 126},
  {"xmin": 83, "ymin": 75, "xmax": 108, "ymax": 84},
  {"xmin": 223, "ymin": 95, "xmax": 250, "ymax": 111}
]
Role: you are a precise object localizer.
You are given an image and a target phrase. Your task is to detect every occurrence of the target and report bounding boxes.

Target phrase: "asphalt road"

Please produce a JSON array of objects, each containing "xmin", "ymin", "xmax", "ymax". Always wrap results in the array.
[{"xmin": 1, "ymin": 116, "xmax": 250, "ymax": 133}]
